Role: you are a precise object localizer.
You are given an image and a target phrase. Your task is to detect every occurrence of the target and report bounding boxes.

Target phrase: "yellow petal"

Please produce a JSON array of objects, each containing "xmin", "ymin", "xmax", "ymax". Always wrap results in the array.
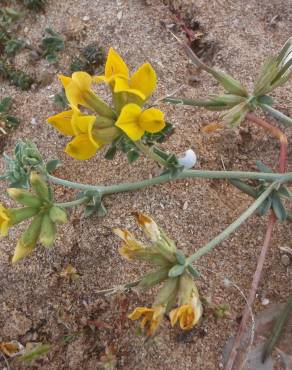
[
  {"xmin": 115, "ymin": 103, "xmax": 144, "ymax": 141},
  {"xmin": 130, "ymin": 63, "xmax": 157, "ymax": 100},
  {"xmin": 105, "ymin": 47, "xmax": 129, "ymax": 80},
  {"xmin": 47, "ymin": 110, "xmax": 75, "ymax": 136},
  {"xmin": 58, "ymin": 75, "xmax": 71, "ymax": 88},
  {"xmin": 71, "ymin": 113, "xmax": 96, "ymax": 135},
  {"xmin": 12, "ymin": 240, "xmax": 35, "ymax": 264},
  {"xmin": 114, "ymin": 76, "xmax": 145, "ymax": 100},
  {"xmin": 72, "ymin": 71, "xmax": 92, "ymax": 91},
  {"xmin": 65, "ymin": 134, "xmax": 98, "ymax": 160},
  {"xmin": 0, "ymin": 204, "xmax": 11, "ymax": 237},
  {"xmin": 139, "ymin": 108, "xmax": 165, "ymax": 133}
]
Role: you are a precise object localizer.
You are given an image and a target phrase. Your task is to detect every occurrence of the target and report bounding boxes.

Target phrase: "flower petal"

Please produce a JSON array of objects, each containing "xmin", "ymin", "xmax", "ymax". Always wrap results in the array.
[
  {"xmin": 71, "ymin": 113, "xmax": 96, "ymax": 135},
  {"xmin": 65, "ymin": 134, "xmax": 98, "ymax": 160},
  {"xmin": 130, "ymin": 63, "xmax": 157, "ymax": 100},
  {"xmin": 58, "ymin": 75, "xmax": 71, "ymax": 88},
  {"xmin": 72, "ymin": 71, "xmax": 92, "ymax": 91},
  {"xmin": 105, "ymin": 48, "xmax": 129, "ymax": 80},
  {"xmin": 115, "ymin": 103, "xmax": 144, "ymax": 141},
  {"xmin": 139, "ymin": 108, "xmax": 165, "ymax": 133},
  {"xmin": 47, "ymin": 110, "xmax": 75, "ymax": 136},
  {"xmin": 114, "ymin": 76, "xmax": 145, "ymax": 100}
]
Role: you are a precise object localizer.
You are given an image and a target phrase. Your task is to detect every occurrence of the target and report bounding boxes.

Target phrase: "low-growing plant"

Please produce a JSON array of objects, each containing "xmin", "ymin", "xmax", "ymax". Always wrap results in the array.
[
  {"xmin": 0, "ymin": 40, "xmax": 291, "ymax": 362},
  {"xmin": 0, "ymin": 96, "xmax": 20, "ymax": 130},
  {"xmin": 40, "ymin": 28, "xmax": 64, "ymax": 63}
]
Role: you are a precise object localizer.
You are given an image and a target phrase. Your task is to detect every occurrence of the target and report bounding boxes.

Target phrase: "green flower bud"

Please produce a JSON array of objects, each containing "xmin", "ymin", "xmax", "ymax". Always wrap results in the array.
[
  {"xmin": 91, "ymin": 126, "xmax": 120, "ymax": 144},
  {"xmin": 39, "ymin": 213, "xmax": 56, "ymax": 247},
  {"xmin": 94, "ymin": 116, "xmax": 115, "ymax": 128},
  {"xmin": 154, "ymin": 277, "xmax": 179, "ymax": 312},
  {"xmin": 30, "ymin": 172, "xmax": 50, "ymax": 201},
  {"xmin": 9, "ymin": 207, "xmax": 39, "ymax": 225},
  {"xmin": 49, "ymin": 206, "xmax": 67, "ymax": 224},
  {"xmin": 138, "ymin": 266, "xmax": 170, "ymax": 290},
  {"xmin": 12, "ymin": 214, "xmax": 43, "ymax": 264},
  {"xmin": 7, "ymin": 188, "xmax": 42, "ymax": 208}
]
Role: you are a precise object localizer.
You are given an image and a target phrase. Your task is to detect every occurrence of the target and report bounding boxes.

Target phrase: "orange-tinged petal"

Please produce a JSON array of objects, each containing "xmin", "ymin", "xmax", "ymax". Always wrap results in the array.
[
  {"xmin": 47, "ymin": 110, "xmax": 75, "ymax": 136},
  {"xmin": 65, "ymin": 134, "xmax": 98, "ymax": 160},
  {"xmin": 105, "ymin": 47, "xmax": 129, "ymax": 80},
  {"xmin": 130, "ymin": 63, "xmax": 157, "ymax": 100},
  {"xmin": 139, "ymin": 108, "xmax": 165, "ymax": 133}
]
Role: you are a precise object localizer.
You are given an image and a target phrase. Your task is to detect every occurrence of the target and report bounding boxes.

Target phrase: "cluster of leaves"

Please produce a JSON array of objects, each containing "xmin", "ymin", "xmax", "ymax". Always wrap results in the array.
[
  {"xmin": 70, "ymin": 42, "xmax": 105, "ymax": 74},
  {"xmin": 22, "ymin": 0, "xmax": 46, "ymax": 11},
  {"xmin": 0, "ymin": 7, "xmax": 35, "ymax": 89},
  {"xmin": 0, "ymin": 59, "xmax": 34, "ymax": 90},
  {"xmin": 0, "ymin": 140, "xmax": 61, "ymax": 188},
  {"xmin": 166, "ymin": 37, "xmax": 292, "ymax": 127},
  {"xmin": 0, "ymin": 96, "xmax": 20, "ymax": 130},
  {"xmin": 230, "ymin": 161, "xmax": 292, "ymax": 222},
  {"xmin": 40, "ymin": 28, "xmax": 64, "ymax": 63}
]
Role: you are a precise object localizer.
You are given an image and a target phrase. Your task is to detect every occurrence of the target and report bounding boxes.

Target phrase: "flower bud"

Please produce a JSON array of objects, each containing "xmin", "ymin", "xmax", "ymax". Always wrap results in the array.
[
  {"xmin": 139, "ymin": 266, "xmax": 170, "ymax": 289},
  {"xmin": 7, "ymin": 188, "xmax": 42, "ymax": 208},
  {"xmin": 30, "ymin": 172, "xmax": 50, "ymax": 201},
  {"xmin": 49, "ymin": 206, "xmax": 67, "ymax": 224},
  {"xmin": 94, "ymin": 116, "xmax": 115, "ymax": 129},
  {"xmin": 39, "ymin": 213, "xmax": 56, "ymax": 247},
  {"xmin": 91, "ymin": 126, "xmax": 120, "ymax": 144},
  {"xmin": 9, "ymin": 207, "xmax": 39, "ymax": 225},
  {"xmin": 12, "ymin": 214, "xmax": 43, "ymax": 264}
]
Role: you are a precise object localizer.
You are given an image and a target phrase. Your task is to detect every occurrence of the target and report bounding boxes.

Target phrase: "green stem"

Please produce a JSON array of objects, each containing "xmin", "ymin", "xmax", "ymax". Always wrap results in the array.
[
  {"xmin": 260, "ymin": 103, "xmax": 292, "ymax": 126},
  {"xmin": 134, "ymin": 141, "xmax": 168, "ymax": 167},
  {"xmin": 48, "ymin": 170, "xmax": 291, "ymax": 196},
  {"xmin": 186, "ymin": 182, "xmax": 277, "ymax": 264},
  {"xmin": 55, "ymin": 196, "xmax": 89, "ymax": 208}
]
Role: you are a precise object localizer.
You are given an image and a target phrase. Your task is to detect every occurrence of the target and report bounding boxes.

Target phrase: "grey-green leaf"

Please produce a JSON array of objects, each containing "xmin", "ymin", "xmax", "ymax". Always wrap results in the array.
[{"xmin": 168, "ymin": 264, "xmax": 185, "ymax": 278}]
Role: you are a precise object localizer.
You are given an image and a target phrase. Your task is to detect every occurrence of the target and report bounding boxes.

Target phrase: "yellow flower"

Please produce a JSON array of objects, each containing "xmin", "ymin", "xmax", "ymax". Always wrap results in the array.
[
  {"xmin": 59, "ymin": 72, "xmax": 115, "ymax": 118},
  {"xmin": 169, "ymin": 295, "xmax": 203, "ymax": 330},
  {"xmin": 94, "ymin": 48, "xmax": 157, "ymax": 101},
  {"xmin": 113, "ymin": 228, "xmax": 144, "ymax": 260},
  {"xmin": 115, "ymin": 103, "xmax": 165, "ymax": 141},
  {"xmin": 0, "ymin": 203, "xmax": 11, "ymax": 237},
  {"xmin": 128, "ymin": 305, "xmax": 165, "ymax": 336},
  {"xmin": 65, "ymin": 110, "xmax": 104, "ymax": 160}
]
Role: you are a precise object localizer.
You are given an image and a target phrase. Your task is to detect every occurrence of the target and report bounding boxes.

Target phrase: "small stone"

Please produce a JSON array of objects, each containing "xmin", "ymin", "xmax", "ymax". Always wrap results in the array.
[
  {"xmin": 281, "ymin": 254, "xmax": 290, "ymax": 266},
  {"xmin": 82, "ymin": 16, "xmax": 90, "ymax": 21},
  {"xmin": 261, "ymin": 298, "xmax": 270, "ymax": 306},
  {"xmin": 183, "ymin": 201, "xmax": 188, "ymax": 210},
  {"xmin": 31, "ymin": 118, "xmax": 37, "ymax": 125},
  {"xmin": 117, "ymin": 11, "xmax": 123, "ymax": 20}
]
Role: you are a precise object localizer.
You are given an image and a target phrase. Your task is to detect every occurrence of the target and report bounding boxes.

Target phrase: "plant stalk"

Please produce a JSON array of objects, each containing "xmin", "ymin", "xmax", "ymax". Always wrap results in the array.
[
  {"xmin": 187, "ymin": 182, "xmax": 277, "ymax": 265},
  {"xmin": 47, "ymin": 170, "xmax": 291, "ymax": 195}
]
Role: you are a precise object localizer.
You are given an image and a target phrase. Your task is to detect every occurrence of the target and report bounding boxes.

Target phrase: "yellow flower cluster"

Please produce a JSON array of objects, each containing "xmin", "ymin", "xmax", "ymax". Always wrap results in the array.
[
  {"xmin": 47, "ymin": 48, "xmax": 166, "ymax": 160},
  {"xmin": 114, "ymin": 213, "xmax": 203, "ymax": 337}
]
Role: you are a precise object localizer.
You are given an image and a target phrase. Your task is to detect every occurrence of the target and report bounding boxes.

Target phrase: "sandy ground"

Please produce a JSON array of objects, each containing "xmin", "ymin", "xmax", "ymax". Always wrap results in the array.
[{"xmin": 0, "ymin": 0, "xmax": 291, "ymax": 369}]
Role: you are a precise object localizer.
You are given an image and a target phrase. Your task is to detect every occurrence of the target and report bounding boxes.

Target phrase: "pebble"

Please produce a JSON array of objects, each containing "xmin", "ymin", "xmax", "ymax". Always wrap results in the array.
[
  {"xmin": 261, "ymin": 298, "xmax": 270, "ymax": 306},
  {"xmin": 31, "ymin": 118, "xmax": 37, "ymax": 125},
  {"xmin": 281, "ymin": 254, "xmax": 290, "ymax": 266},
  {"xmin": 82, "ymin": 15, "xmax": 90, "ymax": 21},
  {"xmin": 183, "ymin": 201, "xmax": 188, "ymax": 210}
]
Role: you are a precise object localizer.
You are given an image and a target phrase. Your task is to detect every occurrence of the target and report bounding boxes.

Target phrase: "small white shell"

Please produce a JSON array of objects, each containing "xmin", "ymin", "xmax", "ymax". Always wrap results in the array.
[{"xmin": 178, "ymin": 149, "xmax": 197, "ymax": 169}]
